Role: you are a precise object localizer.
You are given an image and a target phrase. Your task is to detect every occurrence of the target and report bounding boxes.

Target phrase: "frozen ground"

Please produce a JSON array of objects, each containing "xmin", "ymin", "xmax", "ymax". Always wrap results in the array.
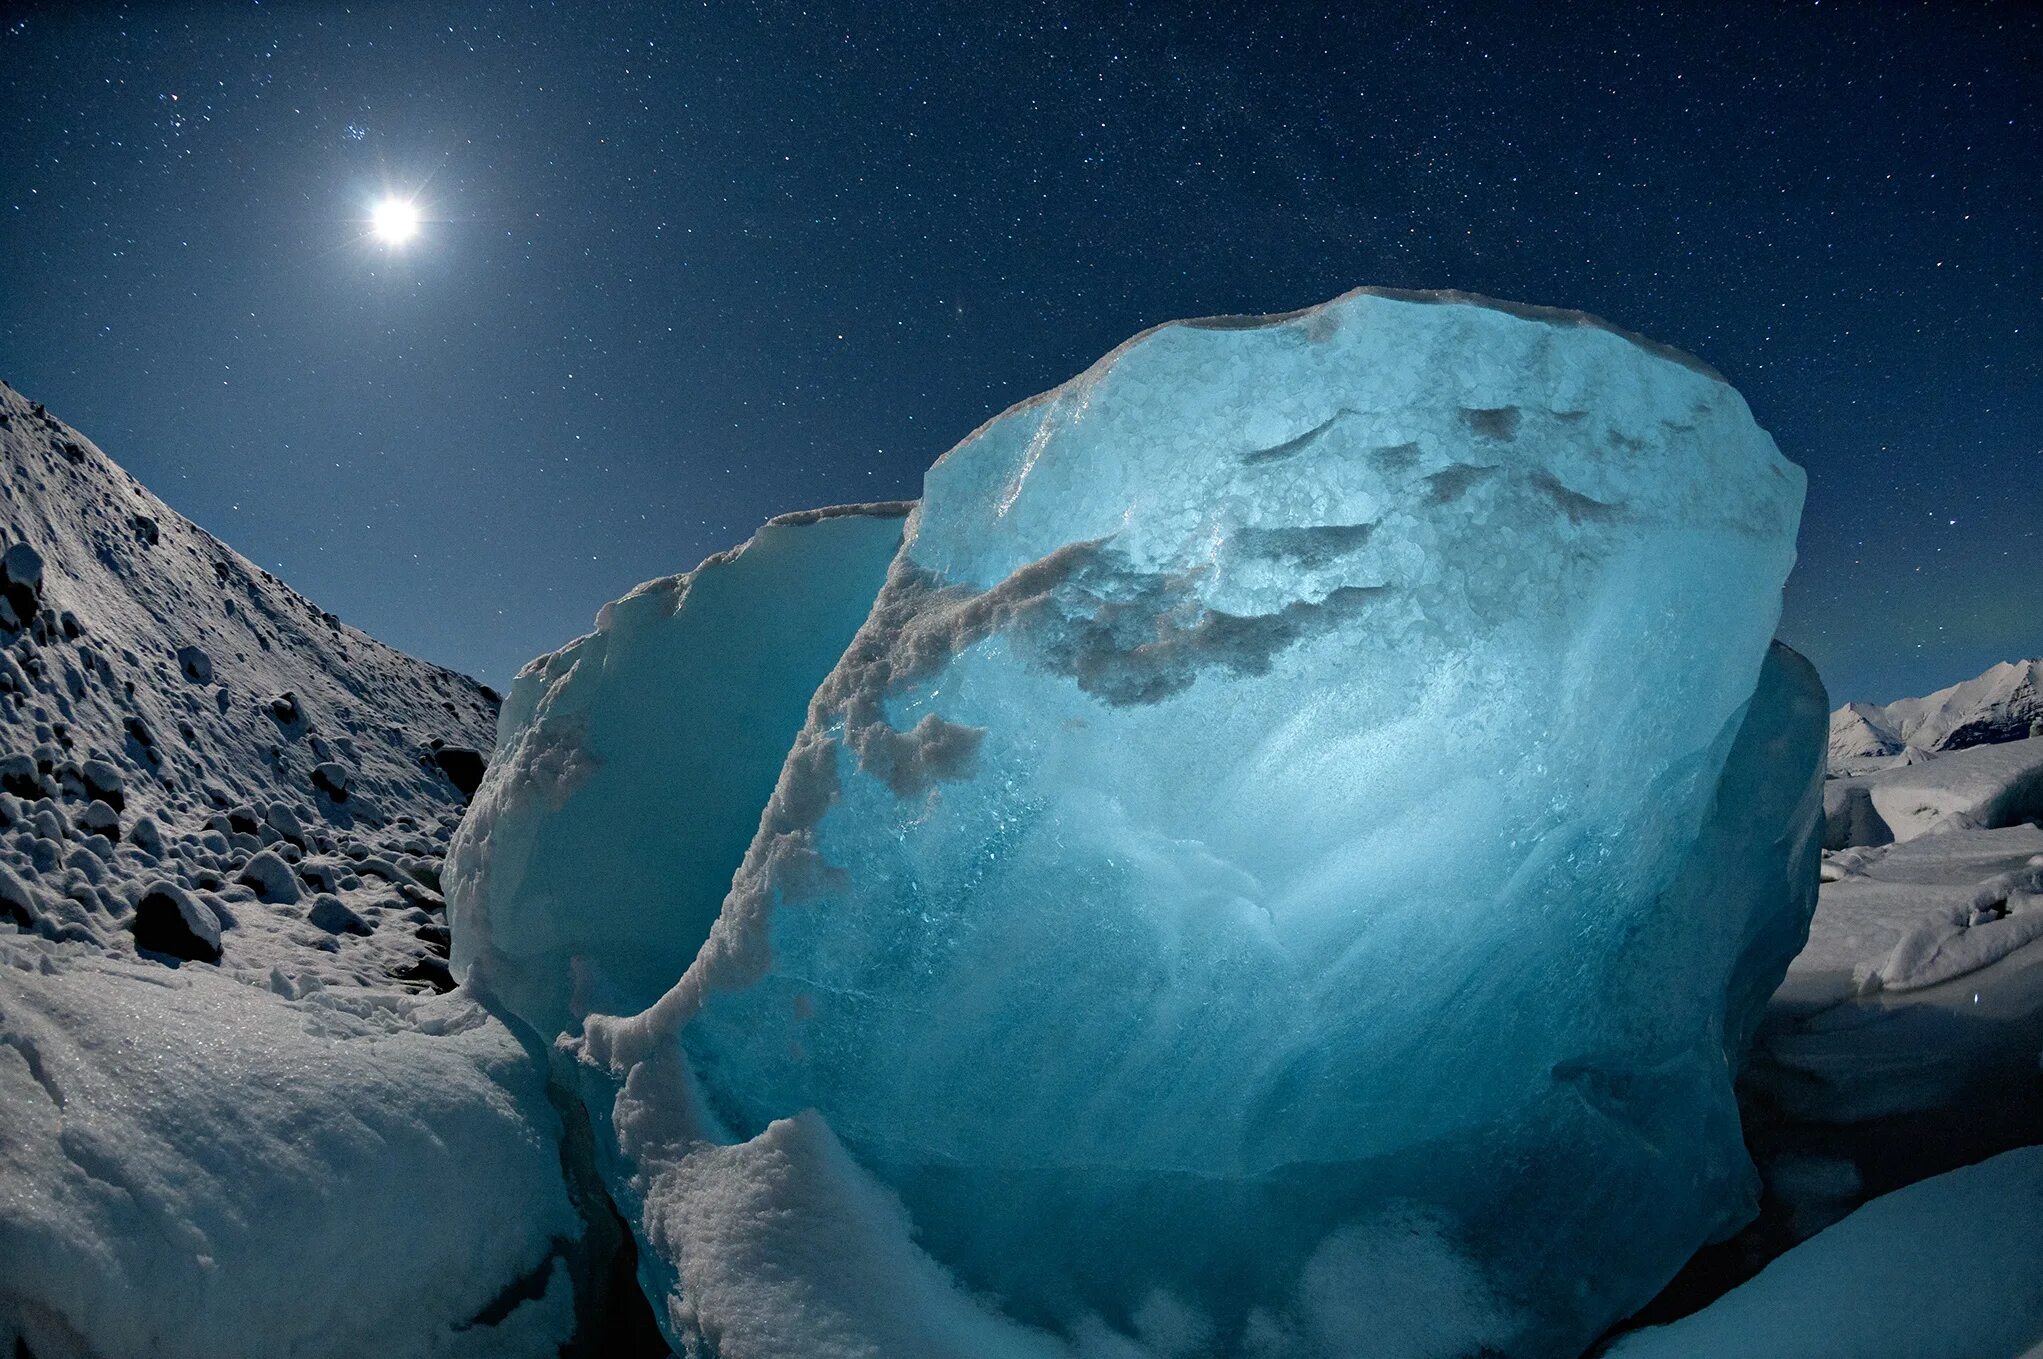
[{"xmin": 1610, "ymin": 1145, "xmax": 2043, "ymax": 1359}]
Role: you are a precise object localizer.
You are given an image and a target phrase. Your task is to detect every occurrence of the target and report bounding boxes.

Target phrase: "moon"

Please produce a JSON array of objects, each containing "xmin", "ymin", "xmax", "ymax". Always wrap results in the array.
[{"xmin": 370, "ymin": 197, "xmax": 421, "ymax": 246}]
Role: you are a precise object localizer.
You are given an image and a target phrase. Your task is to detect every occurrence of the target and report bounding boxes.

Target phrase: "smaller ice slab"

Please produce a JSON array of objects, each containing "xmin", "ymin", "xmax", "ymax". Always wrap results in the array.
[
  {"xmin": 1610, "ymin": 1146, "xmax": 2043, "ymax": 1359},
  {"xmin": 446, "ymin": 505, "xmax": 908, "ymax": 1039}
]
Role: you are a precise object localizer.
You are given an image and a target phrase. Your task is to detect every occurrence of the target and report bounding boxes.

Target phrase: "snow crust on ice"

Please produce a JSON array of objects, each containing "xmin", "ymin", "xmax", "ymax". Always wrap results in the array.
[
  {"xmin": 446, "ymin": 506, "xmax": 909, "ymax": 1040},
  {"xmin": 517, "ymin": 288, "xmax": 1820, "ymax": 1357},
  {"xmin": 1610, "ymin": 1145, "xmax": 2043, "ymax": 1359},
  {"xmin": 1752, "ymin": 823, "xmax": 2043, "ymax": 1124}
]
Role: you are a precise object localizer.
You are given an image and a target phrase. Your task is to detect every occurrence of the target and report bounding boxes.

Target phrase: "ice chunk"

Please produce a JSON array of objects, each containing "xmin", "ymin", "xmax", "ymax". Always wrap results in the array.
[
  {"xmin": 559, "ymin": 289, "xmax": 1814, "ymax": 1356},
  {"xmin": 446, "ymin": 504, "xmax": 910, "ymax": 1039},
  {"xmin": 1610, "ymin": 1146, "xmax": 2043, "ymax": 1359}
]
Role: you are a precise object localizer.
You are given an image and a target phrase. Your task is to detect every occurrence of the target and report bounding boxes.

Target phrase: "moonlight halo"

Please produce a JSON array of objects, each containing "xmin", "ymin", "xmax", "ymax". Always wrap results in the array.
[{"xmin": 369, "ymin": 196, "xmax": 421, "ymax": 246}]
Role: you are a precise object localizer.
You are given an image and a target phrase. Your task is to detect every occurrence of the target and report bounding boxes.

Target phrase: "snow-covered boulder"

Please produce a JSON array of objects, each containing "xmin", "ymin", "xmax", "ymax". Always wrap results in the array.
[
  {"xmin": 236, "ymin": 848, "xmax": 301, "ymax": 904},
  {"xmin": 130, "ymin": 881, "xmax": 222, "ymax": 962},
  {"xmin": 0, "ymin": 934, "xmax": 582, "ymax": 1359},
  {"xmin": 508, "ymin": 289, "xmax": 1820, "ymax": 1356}
]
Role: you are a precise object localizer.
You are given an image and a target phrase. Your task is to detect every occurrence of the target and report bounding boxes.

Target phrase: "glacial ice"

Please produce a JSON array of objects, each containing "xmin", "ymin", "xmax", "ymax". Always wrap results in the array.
[
  {"xmin": 460, "ymin": 289, "xmax": 1820, "ymax": 1356},
  {"xmin": 446, "ymin": 505, "xmax": 910, "ymax": 1039}
]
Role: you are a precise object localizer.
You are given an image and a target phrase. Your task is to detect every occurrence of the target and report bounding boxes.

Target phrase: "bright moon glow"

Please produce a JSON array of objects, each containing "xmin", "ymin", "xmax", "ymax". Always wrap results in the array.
[{"xmin": 370, "ymin": 198, "xmax": 421, "ymax": 245}]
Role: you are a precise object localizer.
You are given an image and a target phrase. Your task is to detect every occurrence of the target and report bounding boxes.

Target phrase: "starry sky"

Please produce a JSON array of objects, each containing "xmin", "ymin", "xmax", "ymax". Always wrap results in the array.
[{"xmin": 1, "ymin": 2, "xmax": 2036, "ymax": 702}]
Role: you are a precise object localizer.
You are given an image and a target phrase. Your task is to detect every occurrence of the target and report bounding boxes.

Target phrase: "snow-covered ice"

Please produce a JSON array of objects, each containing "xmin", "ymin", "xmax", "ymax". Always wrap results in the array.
[
  {"xmin": 1823, "ymin": 734, "xmax": 2043, "ymax": 848},
  {"xmin": 1749, "ymin": 824, "xmax": 2043, "ymax": 1125},
  {"xmin": 1610, "ymin": 1145, "xmax": 2043, "ymax": 1358},
  {"xmin": 0, "ymin": 933, "xmax": 581, "ymax": 1359},
  {"xmin": 456, "ymin": 288, "xmax": 1825, "ymax": 1356}
]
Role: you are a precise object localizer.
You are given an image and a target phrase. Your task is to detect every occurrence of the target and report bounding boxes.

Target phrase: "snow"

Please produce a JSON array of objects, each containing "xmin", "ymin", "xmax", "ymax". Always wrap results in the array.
[
  {"xmin": 1823, "ymin": 735, "xmax": 2043, "ymax": 847},
  {"xmin": 0, "ymin": 381, "xmax": 591, "ymax": 1353},
  {"xmin": 0, "ymin": 932, "xmax": 581, "ymax": 1359},
  {"xmin": 1609, "ymin": 1146, "xmax": 2043, "ymax": 1359},
  {"xmin": 515, "ymin": 288, "xmax": 1821, "ymax": 1356},
  {"xmin": 1750, "ymin": 823, "xmax": 2043, "ymax": 1123},
  {"xmin": 446, "ymin": 503, "xmax": 910, "ymax": 1041}
]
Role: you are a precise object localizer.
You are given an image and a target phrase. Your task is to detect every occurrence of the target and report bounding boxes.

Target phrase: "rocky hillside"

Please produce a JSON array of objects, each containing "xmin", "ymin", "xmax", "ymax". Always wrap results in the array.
[{"xmin": 0, "ymin": 383, "xmax": 609, "ymax": 1359}]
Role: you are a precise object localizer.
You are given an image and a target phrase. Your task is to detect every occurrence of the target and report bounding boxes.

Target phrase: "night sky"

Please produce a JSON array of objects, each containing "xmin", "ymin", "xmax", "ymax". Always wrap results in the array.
[{"xmin": 1, "ymin": 3, "xmax": 2035, "ymax": 703}]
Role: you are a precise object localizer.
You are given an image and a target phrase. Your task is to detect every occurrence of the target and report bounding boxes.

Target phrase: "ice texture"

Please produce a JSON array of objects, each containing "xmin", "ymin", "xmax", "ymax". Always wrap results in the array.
[
  {"xmin": 533, "ymin": 289, "xmax": 1817, "ymax": 1356},
  {"xmin": 446, "ymin": 505, "xmax": 909, "ymax": 1039}
]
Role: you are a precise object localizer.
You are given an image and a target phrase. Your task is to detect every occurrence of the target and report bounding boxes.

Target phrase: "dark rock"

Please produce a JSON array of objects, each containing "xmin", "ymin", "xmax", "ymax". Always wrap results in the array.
[
  {"xmin": 0, "ymin": 863, "xmax": 40, "ymax": 928},
  {"xmin": 311, "ymin": 761, "xmax": 350, "ymax": 800},
  {"xmin": 175, "ymin": 645, "xmax": 214, "ymax": 684},
  {"xmin": 307, "ymin": 894, "xmax": 372, "ymax": 936},
  {"xmin": 75, "ymin": 801, "xmax": 120, "ymax": 842},
  {"xmin": 393, "ymin": 954, "xmax": 455, "ymax": 993},
  {"xmin": 0, "ymin": 753, "xmax": 47, "ymax": 799},
  {"xmin": 80, "ymin": 758, "xmax": 125, "ymax": 811},
  {"xmin": 431, "ymin": 745, "xmax": 488, "ymax": 799},
  {"xmin": 131, "ymin": 883, "xmax": 222, "ymax": 963},
  {"xmin": 1, "ymin": 542, "xmax": 44, "ymax": 629}
]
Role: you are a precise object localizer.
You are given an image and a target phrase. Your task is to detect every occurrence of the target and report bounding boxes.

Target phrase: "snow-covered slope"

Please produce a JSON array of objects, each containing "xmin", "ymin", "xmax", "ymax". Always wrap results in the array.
[
  {"xmin": 0, "ymin": 382, "xmax": 595, "ymax": 1356},
  {"xmin": 1829, "ymin": 659, "xmax": 2043, "ymax": 768},
  {"xmin": 0, "ymin": 378, "xmax": 494, "ymax": 829}
]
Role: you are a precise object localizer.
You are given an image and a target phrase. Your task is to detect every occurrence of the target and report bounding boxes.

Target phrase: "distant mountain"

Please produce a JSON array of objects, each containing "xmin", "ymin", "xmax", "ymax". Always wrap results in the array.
[{"xmin": 1827, "ymin": 659, "xmax": 2043, "ymax": 769}]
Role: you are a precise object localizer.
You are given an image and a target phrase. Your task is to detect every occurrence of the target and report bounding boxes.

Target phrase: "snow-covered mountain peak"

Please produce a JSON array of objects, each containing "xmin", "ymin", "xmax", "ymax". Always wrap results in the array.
[{"xmin": 1828, "ymin": 657, "xmax": 2043, "ymax": 768}]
